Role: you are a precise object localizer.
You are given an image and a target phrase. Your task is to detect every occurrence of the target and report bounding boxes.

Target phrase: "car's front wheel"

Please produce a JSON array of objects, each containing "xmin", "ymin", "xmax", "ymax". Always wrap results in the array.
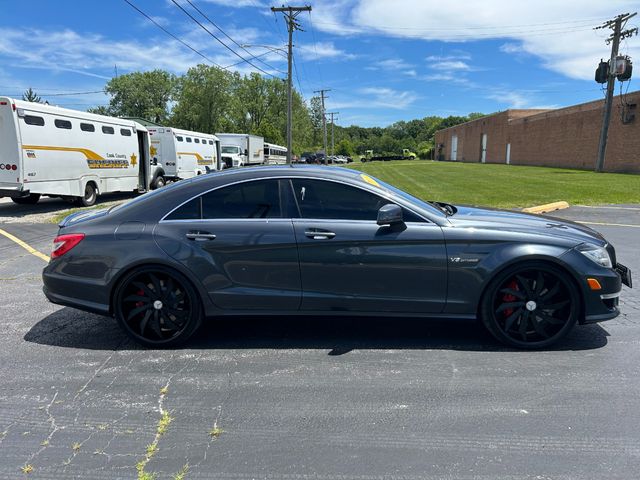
[
  {"xmin": 480, "ymin": 262, "xmax": 580, "ymax": 348},
  {"xmin": 114, "ymin": 266, "xmax": 202, "ymax": 348}
]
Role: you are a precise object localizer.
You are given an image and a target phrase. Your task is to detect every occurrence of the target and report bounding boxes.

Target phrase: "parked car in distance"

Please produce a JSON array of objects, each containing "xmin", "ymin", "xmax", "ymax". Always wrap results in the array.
[
  {"xmin": 300, "ymin": 152, "xmax": 317, "ymax": 164},
  {"xmin": 43, "ymin": 166, "xmax": 631, "ymax": 349}
]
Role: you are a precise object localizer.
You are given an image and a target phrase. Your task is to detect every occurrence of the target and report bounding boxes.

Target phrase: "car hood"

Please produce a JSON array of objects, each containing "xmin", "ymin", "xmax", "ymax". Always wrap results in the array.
[{"xmin": 447, "ymin": 205, "xmax": 606, "ymax": 246}]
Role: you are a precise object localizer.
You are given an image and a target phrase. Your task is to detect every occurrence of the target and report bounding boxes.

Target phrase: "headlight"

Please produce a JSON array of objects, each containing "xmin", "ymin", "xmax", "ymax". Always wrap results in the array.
[{"xmin": 576, "ymin": 243, "xmax": 612, "ymax": 268}]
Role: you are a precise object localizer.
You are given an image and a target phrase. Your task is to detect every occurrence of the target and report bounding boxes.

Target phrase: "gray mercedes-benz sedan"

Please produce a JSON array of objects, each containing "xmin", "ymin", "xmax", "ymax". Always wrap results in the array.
[{"xmin": 42, "ymin": 166, "xmax": 631, "ymax": 348}]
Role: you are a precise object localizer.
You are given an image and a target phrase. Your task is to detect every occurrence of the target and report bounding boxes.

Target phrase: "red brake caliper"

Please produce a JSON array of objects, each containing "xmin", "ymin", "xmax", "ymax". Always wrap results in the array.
[
  {"xmin": 502, "ymin": 280, "xmax": 519, "ymax": 317},
  {"xmin": 135, "ymin": 289, "xmax": 145, "ymax": 309}
]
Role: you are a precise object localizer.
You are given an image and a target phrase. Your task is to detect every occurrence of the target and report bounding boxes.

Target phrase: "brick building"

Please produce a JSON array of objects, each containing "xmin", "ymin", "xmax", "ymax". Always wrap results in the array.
[{"xmin": 434, "ymin": 91, "xmax": 639, "ymax": 173}]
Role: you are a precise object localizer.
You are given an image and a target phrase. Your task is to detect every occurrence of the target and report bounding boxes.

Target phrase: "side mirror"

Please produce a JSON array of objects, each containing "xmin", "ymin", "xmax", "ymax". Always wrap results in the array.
[
  {"xmin": 244, "ymin": 149, "xmax": 249, "ymax": 156},
  {"xmin": 377, "ymin": 204, "xmax": 403, "ymax": 226}
]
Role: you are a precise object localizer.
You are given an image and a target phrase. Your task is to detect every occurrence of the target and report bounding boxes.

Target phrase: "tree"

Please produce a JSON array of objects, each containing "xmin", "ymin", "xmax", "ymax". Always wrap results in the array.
[
  {"xmin": 22, "ymin": 88, "xmax": 42, "ymax": 103},
  {"xmin": 90, "ymin": 70, "xmax": 176, "ymax": 123},
  {"xmin": 335, "ymin": 139, "xmax": 354, "ymax": 156},
  {"xmin": 170, "ymin": 65, "xmax": 235, "ymax": 133}
]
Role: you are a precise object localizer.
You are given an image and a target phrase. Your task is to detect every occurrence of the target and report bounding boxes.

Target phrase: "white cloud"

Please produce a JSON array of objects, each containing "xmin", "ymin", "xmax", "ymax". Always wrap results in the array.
[
  {"xmin": 430, "ymin": 60, "xmax": 472, "ymax": 71},
  {"xmin": 359, "ymin": 87, "xmax": 419, "ymax": 109},
  {"xmin": 298, "ymin": 41, "xmax": 356, "ymax": 60},
  {"xmin": 201, "ymin": 0, "xmax": 263, "ymax": 7},
  {"xmin": 367, "ymin": 58, "xmax": 417, "ymax": 77},
  {"xmin": 311, "ymin": 0, "xmax": 640, "ymax": 81}
]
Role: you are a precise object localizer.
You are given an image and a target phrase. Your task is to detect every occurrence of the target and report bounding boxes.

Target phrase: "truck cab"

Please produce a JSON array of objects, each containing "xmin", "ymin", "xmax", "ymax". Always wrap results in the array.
[{"xmin": 221, "ymin": 145, "xmax": 246, "ymax": 168}]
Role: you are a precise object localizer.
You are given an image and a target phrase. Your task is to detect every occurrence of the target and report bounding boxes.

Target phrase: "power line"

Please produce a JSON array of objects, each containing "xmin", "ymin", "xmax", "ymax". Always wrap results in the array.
[
  {"xmin": 183, "ymin": 0, "xmax": 285, "ymax": 74},
  {"xmin": 170, "ymin": 0, "xmax": 278, "ymax": 77},
  {"xmin": 122, "ymin": 0, "xmax": 221, "ymax": 68}
]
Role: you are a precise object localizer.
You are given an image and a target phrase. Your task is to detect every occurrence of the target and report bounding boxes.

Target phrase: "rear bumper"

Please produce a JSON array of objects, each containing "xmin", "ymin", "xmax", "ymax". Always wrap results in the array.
[
  {"xmin": 0, "ymin": 186, "xmax": 28, "ymax": 198},
  {"xmin": 43, "ymin": 285, "xmax": 110, "ymax": 316}
]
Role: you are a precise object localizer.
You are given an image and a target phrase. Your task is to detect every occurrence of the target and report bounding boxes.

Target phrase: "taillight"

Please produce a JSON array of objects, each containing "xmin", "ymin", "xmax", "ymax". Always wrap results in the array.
[{"xmin": 51, "ymin": 233, "xmax": 85, "ymax": 259}]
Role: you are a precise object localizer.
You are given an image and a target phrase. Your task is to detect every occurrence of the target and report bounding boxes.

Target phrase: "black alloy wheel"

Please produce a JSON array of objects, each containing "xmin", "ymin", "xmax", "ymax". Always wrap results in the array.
[
  {"xmin": 481, "ymin": 263, "xmax": 580, "ymax": 348},
  {"xmin": 114, "ymin": 266, "xmax": 202, "ymax": 347}
]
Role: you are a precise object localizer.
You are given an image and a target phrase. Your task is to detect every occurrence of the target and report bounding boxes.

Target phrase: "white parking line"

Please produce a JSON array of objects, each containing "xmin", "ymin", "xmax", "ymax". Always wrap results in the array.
[
  {"xmin": 576, "ymin": 221, "xmax": 640, "ymax": 228},
  {"xmin": 576, "ymin": 205, "xmax": 640, "ymax": 211}
]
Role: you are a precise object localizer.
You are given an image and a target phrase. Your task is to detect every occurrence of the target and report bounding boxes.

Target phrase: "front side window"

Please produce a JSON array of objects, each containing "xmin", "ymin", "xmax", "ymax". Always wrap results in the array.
[{"xmin": 290, "ymin": 179, "xmax": 423, "ymax": 222}]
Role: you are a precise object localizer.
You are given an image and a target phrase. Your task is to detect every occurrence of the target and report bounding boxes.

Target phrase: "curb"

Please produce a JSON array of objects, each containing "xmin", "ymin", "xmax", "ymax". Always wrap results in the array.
[{"xmin": 522, "ymin": 201, "xmax": 570, "ymax": 214}]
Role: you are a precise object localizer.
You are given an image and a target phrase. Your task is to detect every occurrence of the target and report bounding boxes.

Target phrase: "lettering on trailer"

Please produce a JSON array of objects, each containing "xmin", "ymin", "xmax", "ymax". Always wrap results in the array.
[{"xmin": 21, "ymin": 145, "xmax": 138, "ymax": 169}]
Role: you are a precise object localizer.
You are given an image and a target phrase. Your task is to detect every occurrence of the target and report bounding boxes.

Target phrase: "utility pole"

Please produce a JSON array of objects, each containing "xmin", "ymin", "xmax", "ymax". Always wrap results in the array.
[
  {"xmin": 271, "ymin": 5, "xmax": 312, "ymax": 165},
  {"xmin": 314, "ymin": 88, "xmax": 330, "ymax": 163},
  {"xmin": 594, "ymin": 12, "xmax": 637, "ymax": 172},
  {"xmin": 328, "ymin": 112, "xmax": 339, "ymax": 156}
]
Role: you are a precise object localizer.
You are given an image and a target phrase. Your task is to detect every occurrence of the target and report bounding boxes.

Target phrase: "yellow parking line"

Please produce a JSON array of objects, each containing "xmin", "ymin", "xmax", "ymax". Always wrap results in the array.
[
  {"xmin": 0, "ymin": 228, "xmax": 50, "ymax": 262},
  {"xmin": 576, "ymin": 221, "xmax": 640, "ymax": 228}
]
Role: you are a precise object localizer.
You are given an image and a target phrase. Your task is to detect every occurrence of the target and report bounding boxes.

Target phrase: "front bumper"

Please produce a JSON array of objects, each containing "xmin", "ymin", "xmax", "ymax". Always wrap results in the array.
[{"xmin": 582, "ymin": 265, "xmax": 627, "ymax": 324}]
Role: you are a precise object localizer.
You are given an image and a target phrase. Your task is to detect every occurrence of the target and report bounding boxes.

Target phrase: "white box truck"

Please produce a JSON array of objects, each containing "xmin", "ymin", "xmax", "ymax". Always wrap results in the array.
[
  {"xmin": 216, "ymin": 133, "xmax": 264, "ymax": 168},
  {"xmin": 0, "ymin": 97, "xmax": 151, "ymax": 206},
  {"xmin": 148, "ymin": 127, "xmax": 220, "ymax": 187}
]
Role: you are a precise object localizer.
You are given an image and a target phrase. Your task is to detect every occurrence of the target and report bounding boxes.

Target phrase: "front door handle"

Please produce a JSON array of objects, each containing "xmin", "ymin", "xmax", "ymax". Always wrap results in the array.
[
  {"xmin": 185, "ymin": 231, "xmax": 216, "ymax": 241},
  {"xmin": 305, "ymin": 229, "xmax": 336, "ymax": 240}
]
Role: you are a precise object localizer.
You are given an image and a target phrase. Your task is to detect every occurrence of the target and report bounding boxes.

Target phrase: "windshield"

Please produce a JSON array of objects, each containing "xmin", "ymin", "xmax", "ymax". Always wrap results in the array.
[{"xmin": 221, "ymin": 146, "xmax": 239, "ymax": 154}]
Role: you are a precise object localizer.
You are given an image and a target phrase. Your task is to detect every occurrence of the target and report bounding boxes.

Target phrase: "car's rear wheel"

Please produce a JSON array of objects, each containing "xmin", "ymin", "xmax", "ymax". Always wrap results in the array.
[
  {"xmin": 480, "ymin": 262, "xmax": 580, "ymax": 348},
  {"xmin": 114, "ymin": 266, "xmax": 202, "ymax": 348}
]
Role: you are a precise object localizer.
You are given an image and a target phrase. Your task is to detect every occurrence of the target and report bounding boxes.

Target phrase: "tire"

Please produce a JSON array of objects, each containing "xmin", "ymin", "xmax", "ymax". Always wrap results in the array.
[
  {"xmin": 153, "ymin": 176, "xmax": 166, "ymax": 189},
  {"xmin": 479, "ymin": 261, "xmax": 580, "ymax": 349},
  {"xmin": 75, "ymin": 183, "xmax": 97, "ymax": 207},
  {"xmin": 113, "ymin": 266, "xmax": 203, "ymax": 348},
  {"xmin": 11, "ymin": 193, "xmax": 41, "ymax": 205}
]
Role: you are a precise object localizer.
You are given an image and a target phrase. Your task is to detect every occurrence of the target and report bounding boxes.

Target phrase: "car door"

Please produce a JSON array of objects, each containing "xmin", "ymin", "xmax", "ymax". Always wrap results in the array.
[
  {"xmin": 288, "ymin": 178, "xmax": 447, "ymax": 314},
  {"xmin": 154, "ymin": 178, "xmax": 301, "ymax": 311}
]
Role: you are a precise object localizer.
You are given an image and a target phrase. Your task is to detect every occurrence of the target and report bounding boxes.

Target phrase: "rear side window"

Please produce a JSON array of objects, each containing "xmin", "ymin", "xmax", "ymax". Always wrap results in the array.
[
  {"xmin": 176, "ymin": 136, "xmax": 183, "ymax": 142},
  {"xmin": 186, "ymin": 137, "xmax": 192, "ymax": 143},
  {"xmin": 24, "ymin": 115, "xmax": 45, "ymax": 126},
  {"xmin": 80, "ymin": 123, "xmax": 95, "ymax": 132},
  {"xmin": 102, "ymin": 126, "xmax": 114, "ymax": 134},
  {"xmin": 120, "ymin": 128, "xmax": 132, "ymax": 136},
  {"xmin": 54, "ymin": 119, "xmax": 72, "ymax": 129}
]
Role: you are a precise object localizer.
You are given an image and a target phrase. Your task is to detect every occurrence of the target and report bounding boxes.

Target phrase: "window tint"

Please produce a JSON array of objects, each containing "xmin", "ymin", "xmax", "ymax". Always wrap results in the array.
[
  {"xmin": 186, "ymin": 137, "xmax": 192, "ymax": 143},
  {"xmin": 80, "ymin": 122, "xmax": 95, "ymax": 132},
  {"xmin": 201, "ymin": 180, "xmax": 282, "ymax": 219},
  {"xmin": 24, "ymin": 115, "xmax": 44, "ymax": 126},
  {"xmin": 54, "ymin": 119, "xmax": 72, "ymax": 129},
  {"xmin": 291, "ymin": 179, "xmax": 422, "ymax": 222},
  {"xmin": 102, "ymin": 126, "xmax": 114, "ymax": 134},
  {"xmin": 120, "ymin": 128, "xmax": 132, "ymax": 136},
  {"xmin": 165, "ymin": 197, "xmax": 201, "ymax": 220},
  {"xmin": 176, "ymin": 136, "xmax": 183, "ymax": 142},
  {"xmin": 194, "ymin": 138, "xmax": 200, "ymax": 144}
]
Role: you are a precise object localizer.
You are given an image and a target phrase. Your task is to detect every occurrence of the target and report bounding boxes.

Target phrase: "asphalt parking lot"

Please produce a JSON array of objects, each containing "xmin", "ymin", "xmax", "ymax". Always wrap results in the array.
[{"xmin": 0, "ymin": 204, "xmax": 639, "ymax": 479}]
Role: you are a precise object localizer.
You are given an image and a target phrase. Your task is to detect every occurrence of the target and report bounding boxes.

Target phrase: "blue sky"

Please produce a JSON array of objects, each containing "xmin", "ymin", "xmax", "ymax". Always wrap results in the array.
[{"xmin": 0, "ymin": 0, "xmax": 638, "ymax": 127}]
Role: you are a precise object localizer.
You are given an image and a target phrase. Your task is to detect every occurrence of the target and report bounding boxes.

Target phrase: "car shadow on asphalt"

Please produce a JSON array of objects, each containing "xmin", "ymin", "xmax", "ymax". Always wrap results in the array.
[{"xmin": 25, "ymin": 307, "xmax": 610, "ymax": 353}]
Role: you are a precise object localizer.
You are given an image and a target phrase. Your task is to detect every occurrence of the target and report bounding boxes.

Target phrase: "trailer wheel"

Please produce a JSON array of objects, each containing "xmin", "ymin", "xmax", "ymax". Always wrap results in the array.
[
  {"xmin": 153, "ymin": 176, "xmax": 166, "ymax": 189},
  {"xmin": 75, "ymin": 183, "xmax": 97, "ymax": 207},
  {"xmin": 11, "ymin": 194, "xmax": 41, "ymax": 205}
]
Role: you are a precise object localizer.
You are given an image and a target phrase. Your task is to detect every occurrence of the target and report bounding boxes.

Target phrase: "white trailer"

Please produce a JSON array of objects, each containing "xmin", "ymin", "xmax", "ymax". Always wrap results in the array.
[
  {"xmin": 148, "ymin": 127, "xmax": 220, "ymax": 187},
  {"xmin": 264, "ymin": 142, "xmax": 287, "ymax": 164},
  {"xmin": 0, "ymin": 97, "xmax": 151, "ymax": 206},
  {"xmin": 216, "ymin": 133, "xmax": 264, "ymax": 168}
]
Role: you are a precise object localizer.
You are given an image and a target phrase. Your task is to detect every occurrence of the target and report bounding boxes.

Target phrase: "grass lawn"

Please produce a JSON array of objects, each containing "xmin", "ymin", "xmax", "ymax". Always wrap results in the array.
[{"xmin": 347, "ymin": 160, "xmax": 640, "ymax": 208}]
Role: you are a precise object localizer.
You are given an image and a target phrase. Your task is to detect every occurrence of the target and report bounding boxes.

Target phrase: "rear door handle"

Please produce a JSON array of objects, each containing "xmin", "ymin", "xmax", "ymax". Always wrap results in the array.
[
  {"xmin": 305, "ymin": 229, "xmax": 336, "ymax": 240},
  {"xmin": 185, "ymin": 231, "xmax": 216, "ymax": 241}
]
